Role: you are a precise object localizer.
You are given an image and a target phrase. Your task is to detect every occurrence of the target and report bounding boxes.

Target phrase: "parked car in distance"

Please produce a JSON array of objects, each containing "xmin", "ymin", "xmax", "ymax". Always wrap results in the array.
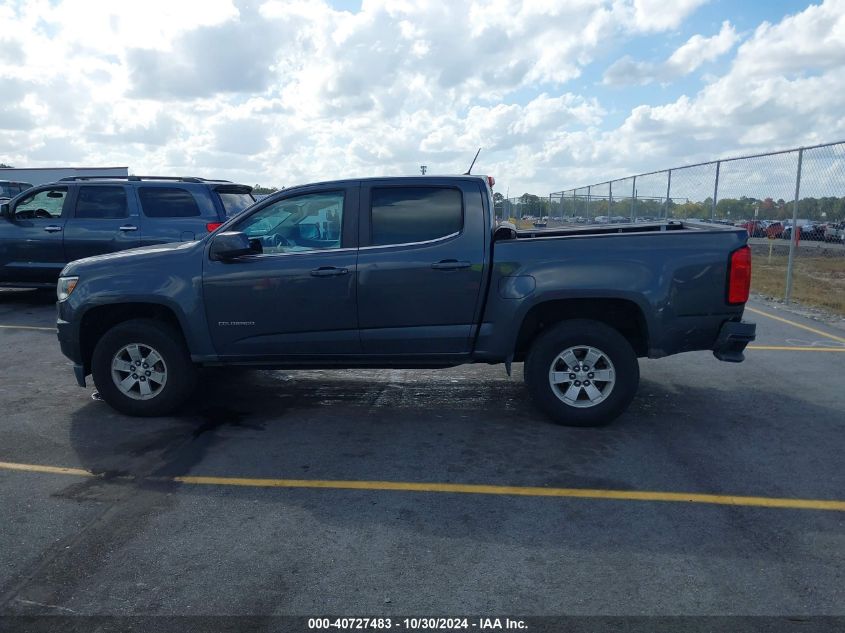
[
  {"xmin": 781, "ymin": 223, "xmax": 824, "ymax": 241},
  {"xmin": 0, "ymin": 180, "xmax": 33, "ymax": 201},
  {"xmin": 0, "ymin": 176, "xmax": 254, "ymax": 287},
  {"xmin": 765, "ymin": 221, "xmax": 784, "ymax": 239},
  {"xmin": 801, "ymin": 224, "xmax": 827, "ymax": 241},
  {"xmin": 741, "ymin": 220, "xmax": 768, "ymax": 238},
  {"xmin": 824, "ymin": 222, "xmax": 844, "ymax": 243},
  {"xmin": 57, "ymin": 175, "xmax": 755, "ymax": 427}
]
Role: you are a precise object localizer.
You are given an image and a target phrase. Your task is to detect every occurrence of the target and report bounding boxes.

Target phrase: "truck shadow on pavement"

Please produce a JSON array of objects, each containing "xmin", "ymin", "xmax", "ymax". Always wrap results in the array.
[
  {"xmin": 0, "ymin": 288, "xmax": 55, "ymax": 306},
  {"xmin": 63, "ymin": 365, "xmax": 845, "ymax": 533}
]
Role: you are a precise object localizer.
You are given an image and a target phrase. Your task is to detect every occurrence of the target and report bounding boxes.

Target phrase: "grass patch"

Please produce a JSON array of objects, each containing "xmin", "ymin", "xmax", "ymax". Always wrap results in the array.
[{"xmin": 751, "ymin": 252, "xmax": 845, "ymax": 315}]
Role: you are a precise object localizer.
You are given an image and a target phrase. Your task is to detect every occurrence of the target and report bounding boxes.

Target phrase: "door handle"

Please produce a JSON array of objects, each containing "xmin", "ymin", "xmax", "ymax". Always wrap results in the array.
[
  {"xmin": 43, "ymin": 225, "xmax": 62, "ymax": 233},
  {"xmin": 310, "ymin": 266, "xmax": 349, "ymax": 277},
  {"xmin": 119, "ymin": 225, "xmax": 138, "ymax": 232},
  {"xmin": 431, "ymin": 259, "xmax": 471, "ymax": 270}
]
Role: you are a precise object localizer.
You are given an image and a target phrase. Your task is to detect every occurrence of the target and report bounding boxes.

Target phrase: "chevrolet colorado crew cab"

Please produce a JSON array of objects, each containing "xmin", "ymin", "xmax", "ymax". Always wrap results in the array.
[
  {"xmin": 0, "ymin": 176, "xmax": 254, "ymax": 287},
  {"xmin": 56, "ymin": 175, "xmax": 756, "ymax": 426}
]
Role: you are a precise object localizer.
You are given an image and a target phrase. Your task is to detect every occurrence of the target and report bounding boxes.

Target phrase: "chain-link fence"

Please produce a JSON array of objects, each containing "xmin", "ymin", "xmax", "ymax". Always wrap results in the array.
[{"xmin": 545, "ymin": 140, "xmax": 845, "ymax": 315}]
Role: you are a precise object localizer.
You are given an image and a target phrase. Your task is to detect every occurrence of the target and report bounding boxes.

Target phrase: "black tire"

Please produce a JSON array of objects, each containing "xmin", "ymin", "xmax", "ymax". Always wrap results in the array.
[
  {"xmin": 91, "ymin": 318, "xmax": 197, "ymax": 417},
  {"xmin": 524, "ymin": 319, "xmax": 639, "ymax": 427}
]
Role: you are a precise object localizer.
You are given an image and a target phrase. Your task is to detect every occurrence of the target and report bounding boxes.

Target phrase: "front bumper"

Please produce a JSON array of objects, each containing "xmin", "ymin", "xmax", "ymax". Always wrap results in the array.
[
  {"xmin": 713, "ymin": 320, "xmax": 756, "ymax": 362},
  {"xmin": 57, "ymin": 304, "xmax": 86, "ymax": 387}
]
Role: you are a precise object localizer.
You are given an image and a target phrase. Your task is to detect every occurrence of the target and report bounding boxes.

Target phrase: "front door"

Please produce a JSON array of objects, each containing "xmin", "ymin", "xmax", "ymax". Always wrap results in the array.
[
  {"xmin": 0, "ymin": 186, "xmax": 69, "ymax": 284},
  {"xmin": 63, "ymin": 185, "xmax": 141, "ymax": 261},
  {"xmin": 203, "ymin": 186, "xmax": 360, "ymax": 358},
  {"xmin": 356, "ymin": 179, "xmax": 488, "ymax": 355}
]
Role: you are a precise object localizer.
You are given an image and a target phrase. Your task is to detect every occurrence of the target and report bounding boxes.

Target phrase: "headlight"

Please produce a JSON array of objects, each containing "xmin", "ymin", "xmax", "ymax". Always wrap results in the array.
[{"xmin": 57, "ymin": 276, "xmax": 79, "ymax": 301}]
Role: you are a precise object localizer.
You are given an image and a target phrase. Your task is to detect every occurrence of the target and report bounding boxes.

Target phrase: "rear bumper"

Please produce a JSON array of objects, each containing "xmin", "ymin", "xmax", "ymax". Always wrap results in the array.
[{"xmin": 713, "ymin": 320, "xmax": 756, "ymax": 362}]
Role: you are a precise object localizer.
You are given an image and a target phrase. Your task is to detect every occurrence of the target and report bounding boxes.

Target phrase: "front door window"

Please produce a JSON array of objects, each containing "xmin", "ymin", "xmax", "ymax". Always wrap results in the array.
[
  {"xmin": 14, "ymin": 188, "xmax": 68, "ymax": 220},
  {"xmin": 237, "ymin": 191, "xmax": 344, "ymax": 253}
]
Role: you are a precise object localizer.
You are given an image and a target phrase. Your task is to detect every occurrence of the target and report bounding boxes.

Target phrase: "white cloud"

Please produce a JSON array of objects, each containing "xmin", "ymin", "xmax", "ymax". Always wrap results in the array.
[
  {"xmin": 603, "ymin": 21, "xmax": 738, "ymax": 86},
  {"xmin": 603, "ymin": 0, "xmax": 845, "ymax": 177},
  {"xmin": 666, "ymin": 20, "xmax": 738, "ymax": 74},
  {"xmin": 0, "ymin": 0, "xmax": 843, "ymax": 196},
  {"xmin": 631, "ymin": 0, "xmax": 710, "ymax": 32}
]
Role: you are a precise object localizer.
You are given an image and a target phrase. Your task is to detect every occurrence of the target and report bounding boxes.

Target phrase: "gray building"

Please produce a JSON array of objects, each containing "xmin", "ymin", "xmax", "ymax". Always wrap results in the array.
[{"xmin": 0, "ymin": 166, "xmax": 129, "ymax": 186}]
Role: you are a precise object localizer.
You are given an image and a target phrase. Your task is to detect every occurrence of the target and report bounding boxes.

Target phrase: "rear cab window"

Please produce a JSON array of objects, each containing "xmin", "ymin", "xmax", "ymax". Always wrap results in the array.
[{"xmin": 370, "ymin": 187, "xmax": 463, "ymax": 246}]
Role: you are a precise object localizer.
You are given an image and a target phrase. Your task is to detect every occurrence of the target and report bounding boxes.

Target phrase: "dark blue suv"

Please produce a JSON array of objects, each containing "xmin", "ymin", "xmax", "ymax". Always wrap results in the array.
[{"xmin": 0, "ymin": 176, "xmax": 254, "ymax": 287}]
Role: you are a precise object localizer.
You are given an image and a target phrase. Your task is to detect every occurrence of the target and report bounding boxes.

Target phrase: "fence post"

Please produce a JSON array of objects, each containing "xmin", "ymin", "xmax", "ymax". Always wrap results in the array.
[
  {"xmin": 630, "ymin": 176, "xmax": 636, "ymax": 222},
  {"xmin": 608, "ymin": 180, "xmax": 613, "ymax": 218},
  {"xmin": 587, "ymin": 185, "xmax": 591, "ymax": 220},
  {"xmin": 711, "ymin": 161, "xmax": 720, "ymax": 221},
  {"xmin": 785, "ymin": 148, "xmax": 804, "ymax": 305},
  {"xmin": 664, "ymin": 169, "xmax": 672, "ymax": 219}
]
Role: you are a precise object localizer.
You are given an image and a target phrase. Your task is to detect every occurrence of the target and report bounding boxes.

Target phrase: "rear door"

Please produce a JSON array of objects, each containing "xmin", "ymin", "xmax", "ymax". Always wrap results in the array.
[
  {"xmin": 136, "ymin": 185, "xmax": 219, "ymax": 245},
  {"xmin": 63, "ymin": 185, "xmax": 141, "ymax": 261},
  {"xmin": 0, "ymin": 185, "xmax": 69, "ymax": 284},
  {"xmin": 356, "ymin": 179, "xmax": 488, "ymax": 355}
]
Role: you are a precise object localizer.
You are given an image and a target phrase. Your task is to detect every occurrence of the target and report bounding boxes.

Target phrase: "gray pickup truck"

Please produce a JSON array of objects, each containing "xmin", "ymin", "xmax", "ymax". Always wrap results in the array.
[{"xmin": 56, "ymin": 175, "xmax": 755, "ymax": 426}]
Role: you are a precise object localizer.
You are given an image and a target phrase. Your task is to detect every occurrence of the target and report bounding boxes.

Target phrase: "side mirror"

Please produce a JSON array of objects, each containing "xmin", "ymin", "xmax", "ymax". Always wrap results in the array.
[
  {"xmin": 209, "ymin": 231, "xmax": 255, "ymax": 261},
  {"xmin": 0, "ymin": 203, "xmax": 11, "ymax": 221},
  {"xmin": 494, "ymin": 221, "xmax": 517, "ymax": 241}
]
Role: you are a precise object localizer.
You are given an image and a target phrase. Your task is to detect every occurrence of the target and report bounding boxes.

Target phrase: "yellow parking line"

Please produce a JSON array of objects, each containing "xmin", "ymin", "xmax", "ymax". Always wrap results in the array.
[
  {"xmin": 746, "ymin": 307, "xmax": 845, "ymax": 343},
  {"xmin": 747, "ymin": 345, "xmax": 845, "ymax": 352},
  {"xmin": 0, "ymin": 324, "xmax": 56, "ymax": 332},
  {"xmin": 175, "ymin": 476, "xmax": 845, "ymax": 511},
  {"xmin": 0, "ymin": 460, "xmax": 93, "ymax": 477},
  {"xmin": 1, "ymin": 459, "xmax": 843, "ymax": 512}
]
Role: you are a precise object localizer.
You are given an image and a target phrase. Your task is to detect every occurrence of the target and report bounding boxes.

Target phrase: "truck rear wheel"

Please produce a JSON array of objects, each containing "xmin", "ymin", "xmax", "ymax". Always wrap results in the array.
[
  {"xmin": 91, "ymin": 318, "xmax": 197, "ymax": 417},
  {"xmin": 524, "ymin": 319, "xmax": 639, "ymax": 427}
]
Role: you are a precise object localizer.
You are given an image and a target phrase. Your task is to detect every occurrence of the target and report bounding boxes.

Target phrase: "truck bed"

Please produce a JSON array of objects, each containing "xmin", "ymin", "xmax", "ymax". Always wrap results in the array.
[{"xmin": 514, "ymin": 220, "xmax": 730, "ymax": 240}]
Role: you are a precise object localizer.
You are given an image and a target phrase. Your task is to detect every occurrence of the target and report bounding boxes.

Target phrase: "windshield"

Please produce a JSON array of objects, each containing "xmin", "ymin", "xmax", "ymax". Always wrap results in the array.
[
  {"xmin": 218, "ymin": 192, "xmax": 256, "ymax": 217},
  {"xmin": 0, "ymin": 185, "xmax": 13, "ymax": 198}
]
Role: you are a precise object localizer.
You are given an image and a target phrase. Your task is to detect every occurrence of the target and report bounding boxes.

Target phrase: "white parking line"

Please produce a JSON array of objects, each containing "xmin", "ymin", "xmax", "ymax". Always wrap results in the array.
[{"xmin": 0, "ymin": 324, "xmax": 56, "ymax": 332}]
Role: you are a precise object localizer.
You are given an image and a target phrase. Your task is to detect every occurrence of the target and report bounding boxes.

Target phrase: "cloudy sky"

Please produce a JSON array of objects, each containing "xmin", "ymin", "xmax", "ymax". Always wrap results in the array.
[{"xmin": 1, "ymin": 0, "xmax": 844, "ymax": 195}]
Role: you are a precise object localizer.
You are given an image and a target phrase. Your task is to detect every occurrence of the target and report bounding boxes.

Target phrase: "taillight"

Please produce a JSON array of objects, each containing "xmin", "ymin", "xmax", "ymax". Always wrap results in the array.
[
  {"xmin": 728, "ymin": 246, "xmax": 751, "ymax": 304},
  {"xmin": 206, "ymin": 222, "xmax": 223, "ymax": 232},
  {"xmin": 487, "ymin": 175, "xmax": 496, "ymax": 188}
]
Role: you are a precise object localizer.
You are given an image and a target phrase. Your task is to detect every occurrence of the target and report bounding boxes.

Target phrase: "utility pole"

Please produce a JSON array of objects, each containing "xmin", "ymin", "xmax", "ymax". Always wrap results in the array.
[{"xmin": 420, "ymin": 165, "xmax": 427, "ymax": 175}]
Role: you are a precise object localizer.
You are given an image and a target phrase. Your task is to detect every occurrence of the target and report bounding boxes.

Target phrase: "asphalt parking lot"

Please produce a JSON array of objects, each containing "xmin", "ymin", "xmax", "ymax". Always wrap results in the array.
[{"xmin": 0, "ymin": 288, "xmax": 843, "ymax": 619}]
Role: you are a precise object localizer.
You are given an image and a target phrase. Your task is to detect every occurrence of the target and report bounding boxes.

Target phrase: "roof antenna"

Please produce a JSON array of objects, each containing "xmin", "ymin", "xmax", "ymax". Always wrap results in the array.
[{"xmin": 464, "ymin": 148, "xmax": 482, "ymax": 175}]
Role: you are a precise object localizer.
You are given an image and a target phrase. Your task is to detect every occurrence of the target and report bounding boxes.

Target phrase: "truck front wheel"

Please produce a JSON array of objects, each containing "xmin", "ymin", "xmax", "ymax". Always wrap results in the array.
[
  {"xmin": 524, "ymin": 319, "xmax": 639, "ymax": 427},
  {"xmin": 91, "ymin": 318, "xmax": 197, "ymax": 417}
]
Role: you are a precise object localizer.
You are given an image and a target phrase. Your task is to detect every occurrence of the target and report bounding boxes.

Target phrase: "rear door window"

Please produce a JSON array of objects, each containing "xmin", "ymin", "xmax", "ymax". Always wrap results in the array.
[
  {"xmin": 370, "ymin": 187, "xmax": 462, "ymax": 246},
  {"xmin": 138, "ymin": 187, "xmax": 201, "ymax": 218},
  {"xmin": 74, "ymin": 186, "xmax": 128, "ymax": 219}
]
